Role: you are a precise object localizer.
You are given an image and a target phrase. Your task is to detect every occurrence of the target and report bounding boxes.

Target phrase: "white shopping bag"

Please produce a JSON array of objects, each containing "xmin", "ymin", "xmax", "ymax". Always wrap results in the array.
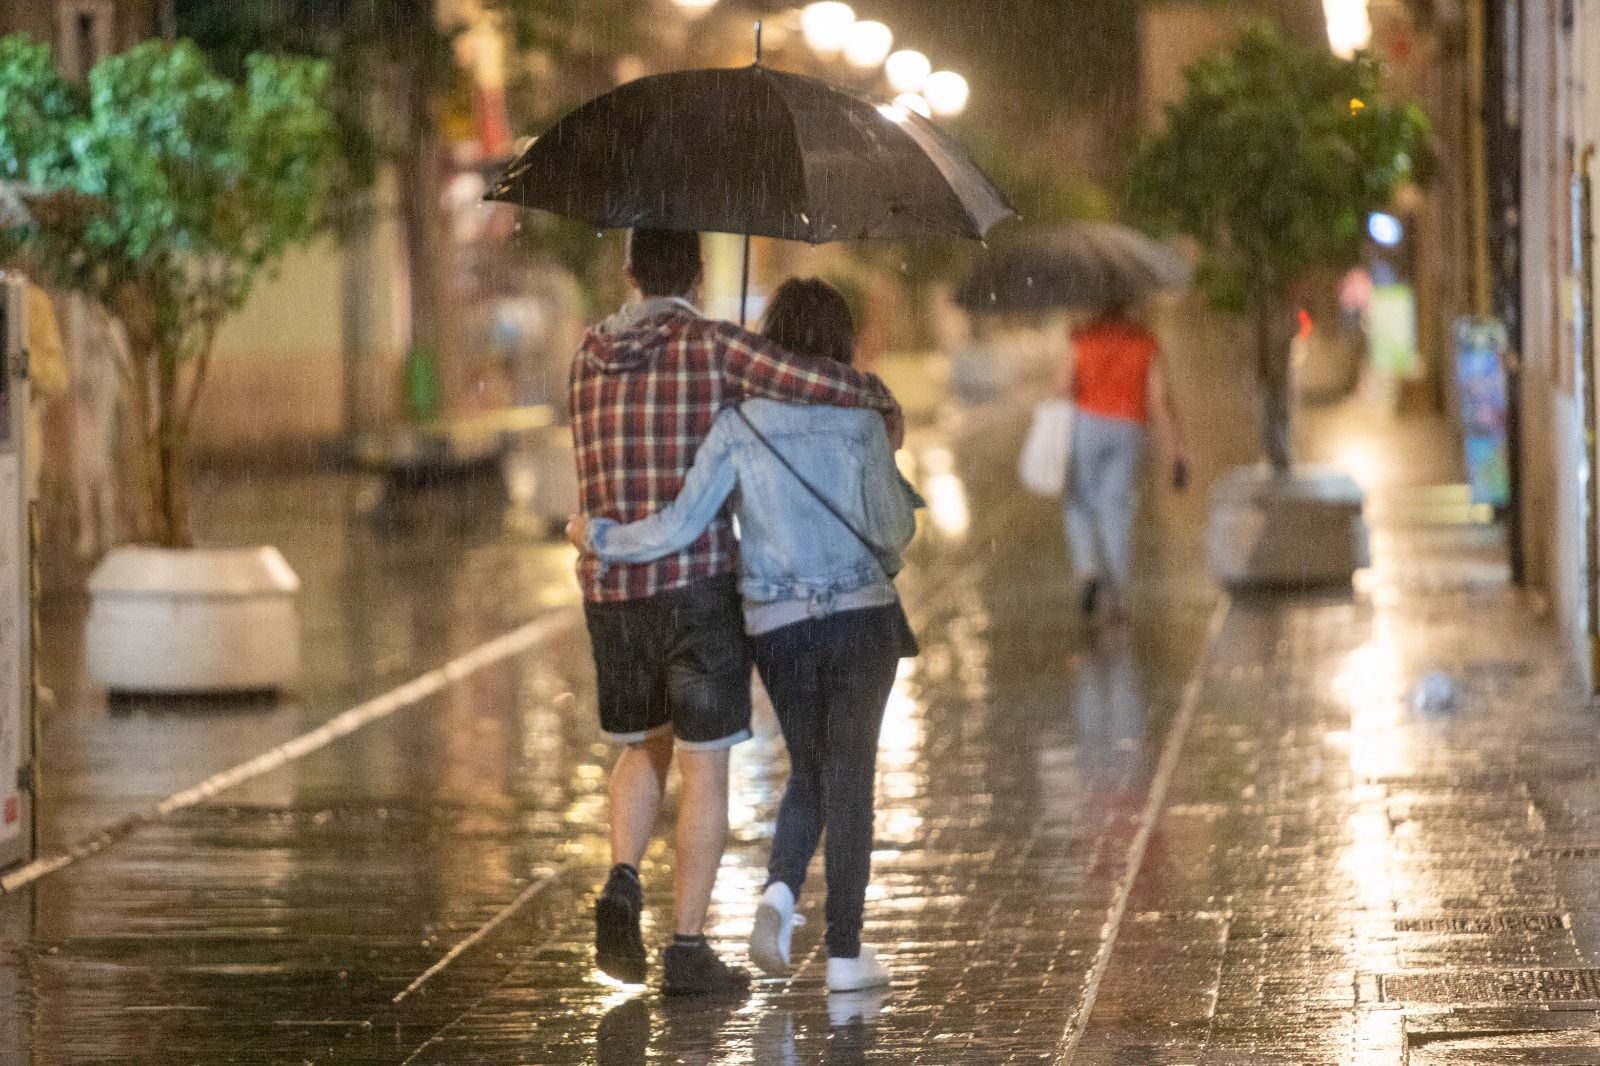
[{"xmin": 1018, "ymin": 399, "xmax": 1074, "ymax": 496}]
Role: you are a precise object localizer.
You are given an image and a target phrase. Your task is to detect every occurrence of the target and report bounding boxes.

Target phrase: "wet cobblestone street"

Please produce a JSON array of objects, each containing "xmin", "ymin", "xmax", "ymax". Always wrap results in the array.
[
  {"xmin": 1077, "ymin": 405, "xmax": 1600, "ymax": 1065},
  {"xmin": 15, "ymin": 375, "xmax": 1600, "ymax": 1063}
]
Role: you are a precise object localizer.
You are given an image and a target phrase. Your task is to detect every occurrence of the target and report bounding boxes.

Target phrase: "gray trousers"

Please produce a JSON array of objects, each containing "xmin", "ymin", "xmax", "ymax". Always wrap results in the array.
[{"xmin": 1063, "ymin": 410, "xmax": 1146, "ymax": 589}]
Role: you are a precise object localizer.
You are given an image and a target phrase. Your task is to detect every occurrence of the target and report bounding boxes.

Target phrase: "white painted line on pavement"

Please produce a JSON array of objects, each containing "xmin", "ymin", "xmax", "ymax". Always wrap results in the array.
[
  {"xmin": 393, "ymin": 866, "xmax": 565, "ymax": 1003},
  {"xmin": 1, "ymin": 609, "xmax": 583, "ymax": 895},
  {"xmin": 1056, "ymin": 596, "xmax": 1232, "ymax": 1063}
]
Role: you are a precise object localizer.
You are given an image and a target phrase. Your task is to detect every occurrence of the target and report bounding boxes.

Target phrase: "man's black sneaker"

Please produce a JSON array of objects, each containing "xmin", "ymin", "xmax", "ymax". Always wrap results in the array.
[
  {"xmin": 594, "ymin": 866, "xmax": 647, "ymax": 985},
  {"xmin": 662, "ymin": 940, "xmax": 751, "ymax": 996},
  {"xmin": 1079, "ymin": 578, "xmax": 1101, "ymax": 616}
]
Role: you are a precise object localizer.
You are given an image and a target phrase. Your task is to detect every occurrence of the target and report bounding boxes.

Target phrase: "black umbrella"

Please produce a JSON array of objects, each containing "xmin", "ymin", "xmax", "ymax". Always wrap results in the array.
[
  {"xmin": 954, "ymin": 221, "xmax": 1191, "ymax": 315},
  {"xmin": 486, "ymin": 29, "xmax": 1013, "ymax": 321}
]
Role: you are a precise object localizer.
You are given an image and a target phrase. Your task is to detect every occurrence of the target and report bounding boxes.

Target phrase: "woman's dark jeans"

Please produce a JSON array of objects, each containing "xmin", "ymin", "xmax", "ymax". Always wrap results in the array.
[{"xmin": 753, "ymin": 603, "xmax": 913, "ymax": 959}]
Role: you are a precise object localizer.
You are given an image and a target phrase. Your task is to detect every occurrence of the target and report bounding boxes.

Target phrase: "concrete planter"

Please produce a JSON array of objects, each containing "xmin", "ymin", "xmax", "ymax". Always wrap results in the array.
[
  {"xmin": 86, "ymin": 546, "xmax": 302, "ymax": 694},
  {"xmin": 1208, "ymin": 464, "xmax": 1370, "ymax": 588}
]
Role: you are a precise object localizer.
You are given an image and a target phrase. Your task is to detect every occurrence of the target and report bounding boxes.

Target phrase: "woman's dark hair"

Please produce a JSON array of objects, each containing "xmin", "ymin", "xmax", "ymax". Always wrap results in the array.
[{"xmin": 762, "ymin": 277, "xmax": 855, "ymax": 365}]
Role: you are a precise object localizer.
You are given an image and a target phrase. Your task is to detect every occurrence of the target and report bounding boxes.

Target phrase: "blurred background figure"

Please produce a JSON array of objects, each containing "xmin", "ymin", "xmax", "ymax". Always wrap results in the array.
[
  {"xmin": 1056, "ymin": 300, "xmax": 1188, "ymax": 621},
  {"xmin": 954, "ymin": 221, "xmax": 1194, "ymax": 621}
]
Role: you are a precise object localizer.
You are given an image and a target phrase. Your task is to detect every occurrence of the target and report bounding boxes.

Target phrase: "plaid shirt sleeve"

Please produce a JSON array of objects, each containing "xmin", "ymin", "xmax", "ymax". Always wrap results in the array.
[{"xmin": 716, "ymin": 324, "xmax": 901, "ymax": 417}]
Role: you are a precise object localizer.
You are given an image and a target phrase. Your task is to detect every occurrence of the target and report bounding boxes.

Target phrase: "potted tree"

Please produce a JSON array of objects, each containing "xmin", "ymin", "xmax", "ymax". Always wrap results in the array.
[
  {"xmin": 0, "ymin": 36, "xmax": 338, "ymax": 691},
  {"xmin": 1127, "ymin": 23, "xmax": 1431, "ymax": 586}
]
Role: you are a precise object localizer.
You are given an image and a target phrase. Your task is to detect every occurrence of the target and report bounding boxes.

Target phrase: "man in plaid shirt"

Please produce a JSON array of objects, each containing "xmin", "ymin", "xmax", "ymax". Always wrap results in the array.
[{"xmin": 575, "ymin": 230, "xmax": 900, "ymax": 995}]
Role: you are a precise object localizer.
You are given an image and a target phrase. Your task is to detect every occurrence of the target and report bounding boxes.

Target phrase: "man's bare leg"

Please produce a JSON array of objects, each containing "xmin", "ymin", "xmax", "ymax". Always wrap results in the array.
[
  {"xmin": 595, "ymin": 731, "xmax": 673, "ymax": 984},
  {"xmin": 609, "ymin": 731, "xmax": 674, "ymax": 866},
  {"xmin": 672, "ymin": 746, "xmax": 730, "ymax": 936}
]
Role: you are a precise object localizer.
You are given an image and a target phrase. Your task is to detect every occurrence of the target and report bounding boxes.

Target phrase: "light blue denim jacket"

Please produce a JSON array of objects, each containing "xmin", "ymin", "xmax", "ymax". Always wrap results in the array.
[{"xmin": 587, "ymin": 399, "xmax": 922, "ymax": 606}]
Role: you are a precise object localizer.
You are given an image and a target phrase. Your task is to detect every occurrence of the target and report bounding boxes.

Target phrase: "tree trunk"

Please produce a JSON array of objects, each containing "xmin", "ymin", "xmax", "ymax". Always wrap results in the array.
[
  {"xmin": 154, "ymin": 345, "xmax": 191, "ymax": 548},
  {"xmin": 392, "ymin": 43, "xmax": 458, "ymax": 423},
  {"xmin": 340, "ymin": 195, "xmax": 375, "ymax": 444},
  {"xmin": 127, "ymin": 365, "xmax": 158, "ymax": 546},
  {"xmin": 154, "ymin": 431, "xmax": 191, "ymax": 548},
  {"xmin": 1254, "ymin": 294, "xmax": 1295, "ymax": 476},
  {"xmin": 115, "ymin": 293, "xmax": 161, "ymax": 546}
]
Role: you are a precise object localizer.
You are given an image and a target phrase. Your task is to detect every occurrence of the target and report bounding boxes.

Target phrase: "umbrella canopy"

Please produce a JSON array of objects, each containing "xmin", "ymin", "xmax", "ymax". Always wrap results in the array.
[
  {"xmin": 486, "ymin": 64, "xmax": 1013, "ymax": 244},
  {"xmin": 954, "ymin": 222, "xmax": 1191, "ymax": 314}
]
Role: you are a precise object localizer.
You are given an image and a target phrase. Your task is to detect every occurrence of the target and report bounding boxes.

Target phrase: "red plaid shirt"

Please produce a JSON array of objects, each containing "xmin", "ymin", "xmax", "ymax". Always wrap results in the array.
[{"xmin": 571, "ymin": 298, "xmax": 899, "ymax": 603}]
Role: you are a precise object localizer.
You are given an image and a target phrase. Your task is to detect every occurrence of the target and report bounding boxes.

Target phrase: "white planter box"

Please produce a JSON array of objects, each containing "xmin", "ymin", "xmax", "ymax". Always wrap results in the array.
[
  {"xmin": 86, "ymin": 546, "xmax": 302, "ymax": 694},
  {"xmin": 1208, "ymin": 464, "xmax": 1370, "ymax": 588}
]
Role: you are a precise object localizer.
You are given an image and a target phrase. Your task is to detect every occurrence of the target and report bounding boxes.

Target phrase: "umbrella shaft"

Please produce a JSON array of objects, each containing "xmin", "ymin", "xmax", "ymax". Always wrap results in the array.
[
  {"xmin": 740, "ymin": 232, "xmax": 752, "ymax": 327},
  {"xmin": 740, "ymin": 21, "xmax": 761, "ymax": 327}
]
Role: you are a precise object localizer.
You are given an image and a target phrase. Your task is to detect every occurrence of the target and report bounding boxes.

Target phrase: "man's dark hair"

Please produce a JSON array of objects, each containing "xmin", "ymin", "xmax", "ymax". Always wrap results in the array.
[
  {"xmin": 762, "ymin": 277, "xmax": 856, "ymax": 365},
  {"xmin": 626, "ymin": 229, "xmax": 703, "ymax": 297}
]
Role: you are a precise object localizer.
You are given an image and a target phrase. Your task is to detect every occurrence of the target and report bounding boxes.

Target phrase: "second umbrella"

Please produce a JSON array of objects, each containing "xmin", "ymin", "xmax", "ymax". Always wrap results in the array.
[{"xmin": 955, "ymin": 222, "xmax": 1190, "ymax": 315}]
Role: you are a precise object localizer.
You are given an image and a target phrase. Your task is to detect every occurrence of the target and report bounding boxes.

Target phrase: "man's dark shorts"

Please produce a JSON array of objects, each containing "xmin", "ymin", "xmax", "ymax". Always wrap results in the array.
[{"xmin": 583, "ymin": 574, "xmax": 754, "ymax": 750}]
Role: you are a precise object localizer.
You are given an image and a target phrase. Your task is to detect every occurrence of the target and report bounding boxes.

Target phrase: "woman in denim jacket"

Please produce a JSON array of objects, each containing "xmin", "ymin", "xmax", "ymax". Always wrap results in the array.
[{"xmin": 570, "ymin": 278, "xmax": 920, "ymax": 993}]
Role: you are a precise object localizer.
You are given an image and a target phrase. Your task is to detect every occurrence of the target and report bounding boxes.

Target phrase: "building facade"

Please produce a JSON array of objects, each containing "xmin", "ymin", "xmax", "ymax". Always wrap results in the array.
[
  {"xmin": 0, "ymin": 0, "xmax": 173, "ymax": 72},
  {"xmin": 1516, "ymin": 0, "xmax": 1600, "ymax": 687}
]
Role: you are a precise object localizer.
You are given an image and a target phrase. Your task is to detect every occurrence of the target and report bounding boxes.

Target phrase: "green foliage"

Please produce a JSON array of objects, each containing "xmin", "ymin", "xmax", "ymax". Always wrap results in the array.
[
  {"xmin": 0, "ymin": 35, "xmax": 338, "ymax": 544},
  {"xmin": 10, "ymin": 38, "xmax": 338, "ymax": 343},
  {"xmin": 1128, "ymin": 22, "xmax": 1431, "ymax": 314},
  {"xmin": 0, "ymin": 36, "xmax": 81, "ymax": 185}
]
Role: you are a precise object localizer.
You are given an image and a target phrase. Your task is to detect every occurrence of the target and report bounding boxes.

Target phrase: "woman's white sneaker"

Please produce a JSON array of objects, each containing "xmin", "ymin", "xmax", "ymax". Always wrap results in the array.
[
  {"xmin": 749, "ymin": 882, "xmax": 796, "ymax": 976},
  {"xmin": 826, "ymin": 945, "xmax": 890, "ymax": 992}
]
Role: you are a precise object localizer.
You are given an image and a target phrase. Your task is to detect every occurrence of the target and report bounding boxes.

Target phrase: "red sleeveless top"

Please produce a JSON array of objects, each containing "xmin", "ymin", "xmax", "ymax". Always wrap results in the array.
[{"xmin": 1071, "ymin": 318, "xmax": 1158, "ymax": 424}]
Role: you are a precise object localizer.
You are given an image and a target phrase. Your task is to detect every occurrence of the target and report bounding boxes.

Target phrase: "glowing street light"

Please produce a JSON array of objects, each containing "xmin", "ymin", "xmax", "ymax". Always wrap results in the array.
[
  {"xmin": 844, "ymin": 20, "xmax": 893, "ymax": 69},
  {"xmin": 893, "ymin": 92, "xmax": 931, "ymax": 118},
  {"xmin": 670, "ymin": 0, "xmax": 719, "ymax": 15},
  {"xmin": 885, "ymin": 49, "xmax": 931, "ymax": 93},
  {"xmin": 1368, "ymin": 211, "xmax": 1403, "ymax": 247},
  {"xmin": 923, "ymin": 70, "xmax": 969, "ymax": 117},
  {"xmin": 1323, "ymin": 0, "xmax": 1372, "ymax": 59},
  {"xmin": 802, "ymin": 2, "xmax": 856, "ymax": 56}
]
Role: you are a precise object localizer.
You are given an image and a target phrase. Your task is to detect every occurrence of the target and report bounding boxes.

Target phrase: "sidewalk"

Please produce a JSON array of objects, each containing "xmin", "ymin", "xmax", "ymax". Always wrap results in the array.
[
  {"xmin": 12, "ymin": 368, "xmax": 1600, "ymax": 1063},
  {"xmin": 1076, "ymin": 400, "xmax": 1600, "ymax": 1064},
  {"xmin": 11, "ymin": 382, "xmax": 1230, "ymax": 1064}
]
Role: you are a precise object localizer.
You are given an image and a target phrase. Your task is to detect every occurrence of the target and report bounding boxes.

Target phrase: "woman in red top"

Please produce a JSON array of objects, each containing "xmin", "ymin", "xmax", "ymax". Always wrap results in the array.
[{"xmin": 1054, "ymin": 302, "xmax": 1188, "ymax": 619}]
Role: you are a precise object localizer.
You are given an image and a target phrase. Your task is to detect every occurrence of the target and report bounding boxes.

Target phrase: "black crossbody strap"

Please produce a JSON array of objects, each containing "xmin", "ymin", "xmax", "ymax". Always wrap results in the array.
[{"xmin": 732, "ymin": 406, "xmax": 895, "ymax": 577}]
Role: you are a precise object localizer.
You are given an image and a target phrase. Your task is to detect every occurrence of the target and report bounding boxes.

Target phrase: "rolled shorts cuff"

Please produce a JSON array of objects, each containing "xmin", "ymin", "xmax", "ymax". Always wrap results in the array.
[
  {"xmin": 675, "ymin": 728, "xmax": 752, "ymax": 752},
  {"xmin": 602, "ymin": 722, "xmax": 674, "ymax": 746}
]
